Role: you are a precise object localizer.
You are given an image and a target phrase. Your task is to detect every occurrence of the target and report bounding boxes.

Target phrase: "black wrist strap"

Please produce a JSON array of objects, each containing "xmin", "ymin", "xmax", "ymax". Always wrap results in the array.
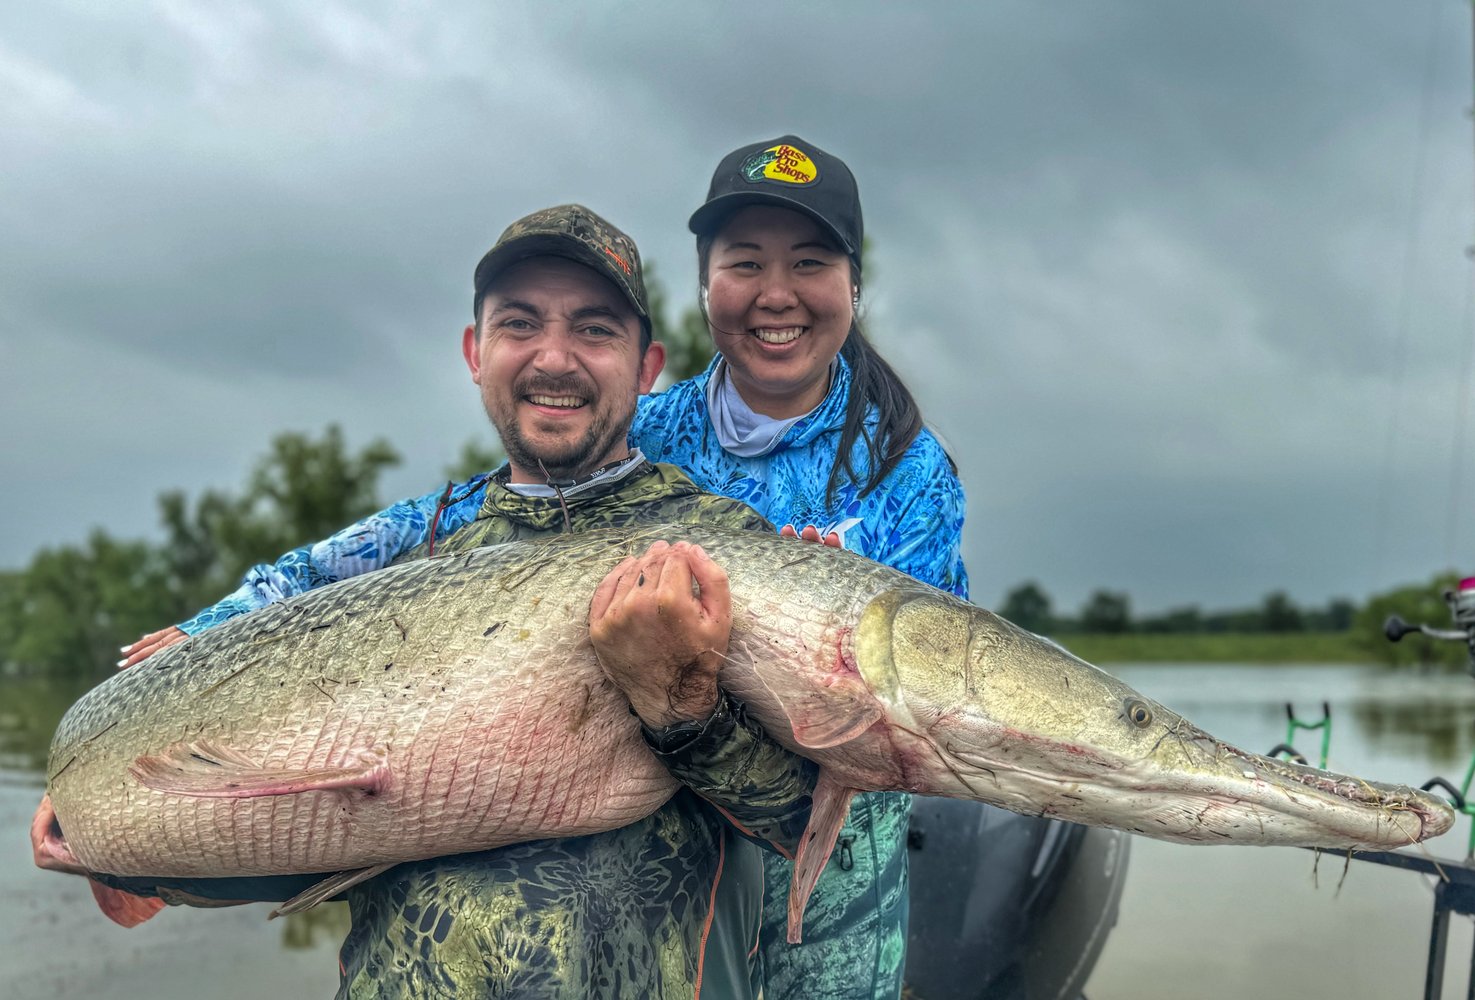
[{"xmin": 641, "ymin": 690, "xmax": 734, "ymax": 758}]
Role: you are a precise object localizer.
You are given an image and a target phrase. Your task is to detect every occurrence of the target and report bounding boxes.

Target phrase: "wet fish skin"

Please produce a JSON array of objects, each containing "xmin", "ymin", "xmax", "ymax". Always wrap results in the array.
[
  {"xmin": 47, "ymin": 525, "xmax": 1453, "ymax": 894},
  {"xmin": 48, "ymin": 533, "xmax": 679, "ymax": 879}
]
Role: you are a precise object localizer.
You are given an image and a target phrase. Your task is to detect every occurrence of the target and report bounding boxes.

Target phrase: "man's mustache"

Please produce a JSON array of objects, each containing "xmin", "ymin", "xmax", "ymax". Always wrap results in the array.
[{"xmin": 515, "ymin": 377, "xmax": 597, "ymax": 401}]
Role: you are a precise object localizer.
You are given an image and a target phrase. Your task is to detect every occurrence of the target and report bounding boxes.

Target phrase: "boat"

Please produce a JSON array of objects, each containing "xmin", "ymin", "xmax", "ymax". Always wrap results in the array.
[{"xmin": 904, "ymin": 801, "xmax": 1130, "ymax": 1000}]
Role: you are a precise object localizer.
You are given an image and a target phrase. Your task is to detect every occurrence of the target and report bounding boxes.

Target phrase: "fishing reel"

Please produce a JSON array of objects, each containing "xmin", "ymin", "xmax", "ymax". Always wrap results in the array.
[{"xmin": 1384, "ymin": 576, "xmax": 1475, "ymax": 676}]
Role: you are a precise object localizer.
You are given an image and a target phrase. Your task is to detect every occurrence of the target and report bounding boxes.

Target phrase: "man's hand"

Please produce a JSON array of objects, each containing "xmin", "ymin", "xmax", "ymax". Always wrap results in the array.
[
  {"xmin": 31, "ymin": 794, "xmax": 88, "ymax": 875},
  {"xmin": 119, "ymin": 626, "xmax": 187, "ymax": 669},
  {"xmin": 588, "ymin": 541, "xmax": 731, "ymax": 729},
  {"xmin": 779, "ymin": 524, "xmax": 842, "ymax": 548}
]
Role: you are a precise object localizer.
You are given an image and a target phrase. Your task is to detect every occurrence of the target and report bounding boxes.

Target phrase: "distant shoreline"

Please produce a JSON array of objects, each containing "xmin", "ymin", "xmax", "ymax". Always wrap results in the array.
[{"xmin": 1053, "ymin": 632, "xmax": 1377, "ymax": 664}]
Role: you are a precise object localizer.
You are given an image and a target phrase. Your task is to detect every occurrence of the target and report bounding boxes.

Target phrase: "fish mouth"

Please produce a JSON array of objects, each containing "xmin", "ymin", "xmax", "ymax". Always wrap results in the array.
[
  {"xmin": 1134, "ymin": 741, "xmax": 1452, "ymax": 848},
  {"xmin": 942, "ymin": 733, "xmax": 1454, "ymax": 848},
  {"xmin": 1196, "ymin": 739, "xmax": 1454, "ymax": 845}
]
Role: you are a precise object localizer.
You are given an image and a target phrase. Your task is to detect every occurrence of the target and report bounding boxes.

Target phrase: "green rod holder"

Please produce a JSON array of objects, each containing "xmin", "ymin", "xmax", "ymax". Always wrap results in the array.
[{"xmin": 1282, "ymin": 702, "xmax": 1332, "ymax": 770}]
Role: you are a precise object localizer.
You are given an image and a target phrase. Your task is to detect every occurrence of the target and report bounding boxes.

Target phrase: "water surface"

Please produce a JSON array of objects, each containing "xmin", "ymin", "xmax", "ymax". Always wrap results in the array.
[
  {"xmin": 1086, "ymin": 662, "xmax": 1475, "ymax": 999},
  {"xmin": 3, "ymin": 663, "xmax": 1473, "ymax": 999}
]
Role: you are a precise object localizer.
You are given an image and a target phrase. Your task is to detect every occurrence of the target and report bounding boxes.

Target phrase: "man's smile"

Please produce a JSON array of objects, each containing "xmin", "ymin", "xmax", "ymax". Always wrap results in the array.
[{"xmin": 526, "ymin": 394, "xmax": 588, "ymax": 409}]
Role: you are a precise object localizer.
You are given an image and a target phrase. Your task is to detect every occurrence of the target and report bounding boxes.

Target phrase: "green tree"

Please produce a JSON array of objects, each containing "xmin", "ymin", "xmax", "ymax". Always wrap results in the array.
[
  {"xmin": 1000, "ymin": 581, "xmax": 1053, "ymax": 634},
  {"xmin": 1, "ymin": 532, "xmax": 180, "ymax": 679},
  {"xmin": 445, "ymin": 437, "xmax": 505, "ymax": 482},
  {"xmin": 1137, "ymin": 605, "xmax": 1202, "ymax": 634},
  {"xmin": 1301, "ymin": 597, "xmax": 1357, "ymax": 632},
  {"xmin": 0, "ymin": 571, "xmax": 21, "ymax": 671},
  {"xmin": 1260, "ymin": 591, "xmax": 1304, "ymax": 632},
  {"xmin": 1323, "ymin": 598, "xmax": 1356, "ymax": 631},
  {"xmin": 159, "ymin": 425, "xmax": 399, "ymax": 609},
  {"xmin": 646, "ymin": 262, "xmax": 712, "ymax": 388},
  {"xmin": 1080, "ymin": 589, "xmax": 1131, "ymax": 634},
  {"xmin": 0, "ymin": 426, "xmax": 403, "ymax": 679},
  {"xmin": 1201, "ymin": 607, "xmax": 1264, "ymax": 633}
]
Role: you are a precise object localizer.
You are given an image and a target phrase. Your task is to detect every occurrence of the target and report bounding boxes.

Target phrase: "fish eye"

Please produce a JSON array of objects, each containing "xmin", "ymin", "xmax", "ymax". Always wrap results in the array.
[{"xmin": 1125, "ymin": 699, "xmax": 1153, "ymax": 728}]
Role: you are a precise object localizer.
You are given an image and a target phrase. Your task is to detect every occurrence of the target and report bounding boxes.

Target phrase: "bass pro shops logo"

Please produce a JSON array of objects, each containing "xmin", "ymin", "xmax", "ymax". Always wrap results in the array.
[{"xmin": 740, "ymin": 144, "xmax": 818, "ymax": 185}]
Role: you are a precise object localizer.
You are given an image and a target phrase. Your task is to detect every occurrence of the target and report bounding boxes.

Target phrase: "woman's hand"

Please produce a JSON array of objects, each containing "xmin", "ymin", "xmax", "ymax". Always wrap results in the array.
[
  {"xmin": 118, "ymin": 626, "xmax": 187, "ymax": 669},
  {"xmin": 588, "ymin": 541, "xmax": 731, "ymax": 728},
  {"xmin": 779, "ymin": 524, "xmax": 842, "ymax": 548}
]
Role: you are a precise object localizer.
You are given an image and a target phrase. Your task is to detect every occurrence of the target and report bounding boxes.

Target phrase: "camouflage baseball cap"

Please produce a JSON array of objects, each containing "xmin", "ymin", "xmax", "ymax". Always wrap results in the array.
[{"xmin": 473, "ymin": 204, "xmax": 650, "ymax": 326}]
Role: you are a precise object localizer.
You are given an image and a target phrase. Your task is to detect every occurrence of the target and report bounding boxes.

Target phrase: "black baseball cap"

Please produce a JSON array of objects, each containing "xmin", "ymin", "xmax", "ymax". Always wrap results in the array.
[
  {"xmin": 688, "ymin": 134, "xmax": 863, "ymax": 268},
  {"xmin": 473, "ymin": 204, "xmax": 650, "ymax": 329}
]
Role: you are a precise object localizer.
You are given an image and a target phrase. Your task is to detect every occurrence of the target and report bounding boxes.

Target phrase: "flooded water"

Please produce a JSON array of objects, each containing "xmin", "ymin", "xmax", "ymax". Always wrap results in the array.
[
  {"xmin": 1087, "ymin": 663, "xmax": 1475, "ymax": 1000},
  {"xmin": 3, "ymin": 662, "xmax": 1474, "ymax": 999}
]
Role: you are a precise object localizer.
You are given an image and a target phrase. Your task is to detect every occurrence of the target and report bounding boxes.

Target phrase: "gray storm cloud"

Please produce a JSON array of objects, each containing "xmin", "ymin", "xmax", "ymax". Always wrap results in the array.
[{"xmin": 2, "ymin": 0, "xmax": 1471, "ymax": 615}]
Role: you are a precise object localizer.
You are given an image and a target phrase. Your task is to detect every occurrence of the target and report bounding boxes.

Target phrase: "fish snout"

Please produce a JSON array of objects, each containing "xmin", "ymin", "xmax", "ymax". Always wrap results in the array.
[
  {"xmin": 31, "ymin": 793, "xmax": 89, "ymax": 875},
  {"xmin": 1229, "ymin": 751, "xmax": 1458, "ymax": 847},
  {"xmin": 1408, "ymin": 788, "xmax": 1457, "ymax": 841}
]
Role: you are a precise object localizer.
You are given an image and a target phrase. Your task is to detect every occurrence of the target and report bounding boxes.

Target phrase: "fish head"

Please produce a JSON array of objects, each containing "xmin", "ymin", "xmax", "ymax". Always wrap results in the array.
[{"xmin": 850, "ymin": 586, "xmax": 1455, "ymax": 850}]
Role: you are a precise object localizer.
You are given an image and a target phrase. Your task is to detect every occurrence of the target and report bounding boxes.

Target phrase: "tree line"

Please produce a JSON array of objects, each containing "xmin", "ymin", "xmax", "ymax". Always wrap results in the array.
[
  {"xmin": 999, "ymin": 576, "xmax": 1471, "ymax": 669},
  {"xmin": 0, "ymin": 426, "xmax": 408, "ymax": 681},
  {"xmin": 998, "ymin": 583, "xmax": 1357, "ymax": 636}
]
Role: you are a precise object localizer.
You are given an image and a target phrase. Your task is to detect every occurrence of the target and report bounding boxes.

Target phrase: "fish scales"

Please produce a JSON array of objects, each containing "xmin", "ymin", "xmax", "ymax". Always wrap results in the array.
[
  {"xmin": 49, "ymin": 531, "xmax": 712, "ymax": 877},
  {"xmin": 47, "ymin": 525, "xmax": 1456, "ymax": 887}
]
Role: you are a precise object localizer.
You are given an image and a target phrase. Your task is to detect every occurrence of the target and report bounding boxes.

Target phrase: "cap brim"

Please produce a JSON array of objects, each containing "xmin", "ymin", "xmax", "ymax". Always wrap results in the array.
[
  {"xmin": 474, "ymin": 234, "xmax": 647, "ymax": 317},
  {"xmin": 687, "ymin": 192, "xmax": 857, "ymax": 256}
]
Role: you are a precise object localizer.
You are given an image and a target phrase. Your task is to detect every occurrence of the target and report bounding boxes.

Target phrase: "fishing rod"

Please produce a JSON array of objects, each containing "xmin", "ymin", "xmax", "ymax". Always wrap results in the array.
[
  {"xmin": 1381, "ymin": 579, "xmax": 1475, "ymax": 839},
  {"xmin": 1385, "ymin": 578, "xmax": 1475, "ymax": 673}
]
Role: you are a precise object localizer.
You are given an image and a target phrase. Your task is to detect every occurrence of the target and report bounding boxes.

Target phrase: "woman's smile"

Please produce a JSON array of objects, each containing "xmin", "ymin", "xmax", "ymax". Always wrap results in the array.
[{"xmin": 751, "ymin": 325, "xmax": 807, "ymax": 346}]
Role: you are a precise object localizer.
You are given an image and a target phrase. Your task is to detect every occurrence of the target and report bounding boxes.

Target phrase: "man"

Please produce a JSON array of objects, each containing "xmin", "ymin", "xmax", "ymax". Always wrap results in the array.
[{"xmin": 38, "ymin": 205, "xmax": 816, "ymax": 999}]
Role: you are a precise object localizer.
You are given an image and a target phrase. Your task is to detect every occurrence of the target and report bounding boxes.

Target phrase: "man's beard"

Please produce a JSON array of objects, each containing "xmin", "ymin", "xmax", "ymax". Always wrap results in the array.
[{"xmin": 490, "ymin": 377, "xmax": 635, "ymax": 482}]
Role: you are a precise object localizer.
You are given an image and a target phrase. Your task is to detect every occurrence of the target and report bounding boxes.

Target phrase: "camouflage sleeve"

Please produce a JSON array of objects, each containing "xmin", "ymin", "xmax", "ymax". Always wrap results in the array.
[
  {"xmin": 662, "ymin": 696, "xmax": 817, "ymax": 858},
  {"xmin": 686, "ymin": 494, "xmax": 776, "ymax": 534}
]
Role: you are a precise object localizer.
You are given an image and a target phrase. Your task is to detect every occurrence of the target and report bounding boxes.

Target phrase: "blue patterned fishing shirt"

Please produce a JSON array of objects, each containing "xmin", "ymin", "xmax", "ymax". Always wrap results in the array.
[{"xmin": 630, "ymin": 353, "xmax": 970, "ymax": 1000}]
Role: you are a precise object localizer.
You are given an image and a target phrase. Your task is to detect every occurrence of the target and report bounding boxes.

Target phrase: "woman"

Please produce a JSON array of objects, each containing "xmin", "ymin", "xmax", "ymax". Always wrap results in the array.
[{"xmin": 630, "ymin": 135, "xmax": 969, "ymax": 1000}]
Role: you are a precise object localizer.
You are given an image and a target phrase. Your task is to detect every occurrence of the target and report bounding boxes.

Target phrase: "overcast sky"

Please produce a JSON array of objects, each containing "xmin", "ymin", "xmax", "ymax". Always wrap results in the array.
[{"xmin": 3, "ymin": 0, "xmax": 1473, "ymax": 617}]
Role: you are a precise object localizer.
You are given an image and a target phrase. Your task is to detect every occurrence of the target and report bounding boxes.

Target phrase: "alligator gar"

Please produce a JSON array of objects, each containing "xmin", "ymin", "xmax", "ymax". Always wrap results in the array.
[{"xmin": 44, "ymin": 525, "xmax": 1454, "ymax": 936}]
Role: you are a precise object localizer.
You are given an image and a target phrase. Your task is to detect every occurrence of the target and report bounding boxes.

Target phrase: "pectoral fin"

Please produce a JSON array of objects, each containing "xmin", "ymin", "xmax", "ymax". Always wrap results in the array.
[
  {"xmin": 787, "ymin": 769, "xmax": 858, "ymax": 944},
  {"xmin": 269, "ymin": 863, "xmax": 396, "ymax": 918},
  {"xmin": 130, "ymin": 740, "xmax": 390, "ymax": 799},
  {"xmin": 153, "ymin": 886, "xmax": 258, "ymax": 909},
  {"xmin": 750, "ymin": 669, "xmax": 883, "ymax": 750},
  {"xmin": 89, "ymin": 879, "xmax": 167, "ymax": 928}
]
